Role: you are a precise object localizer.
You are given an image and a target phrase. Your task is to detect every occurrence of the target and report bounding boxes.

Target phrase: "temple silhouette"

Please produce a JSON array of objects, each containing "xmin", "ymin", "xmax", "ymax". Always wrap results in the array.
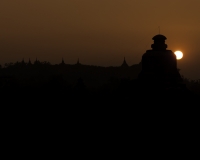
[
  {"xmin": 0, "ymin": 34, "xmax": 199, "ymax": 103},
  {"xmin": 137, "ymin": 34, "xmax": 190, "ymax": 98},
  {"xmin": 1, "ymin": 36, "xmax": 198, "ymax": 147},
  {"xmin": 139, "ymin": 34, "xmax": 181, "ymax": 81}
]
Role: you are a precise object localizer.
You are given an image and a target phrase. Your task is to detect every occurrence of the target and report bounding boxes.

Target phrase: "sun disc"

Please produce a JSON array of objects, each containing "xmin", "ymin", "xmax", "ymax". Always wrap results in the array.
[{"xmin": 174, "ymin": 51, "xmax": 183, "ymax": 60}]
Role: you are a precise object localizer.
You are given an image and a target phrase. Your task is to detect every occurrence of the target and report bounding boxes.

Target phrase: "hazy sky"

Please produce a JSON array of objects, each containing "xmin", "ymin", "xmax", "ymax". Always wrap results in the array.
[{"xmin": 0, "ymin": 0, "xmax": 200, "ymax": 79}]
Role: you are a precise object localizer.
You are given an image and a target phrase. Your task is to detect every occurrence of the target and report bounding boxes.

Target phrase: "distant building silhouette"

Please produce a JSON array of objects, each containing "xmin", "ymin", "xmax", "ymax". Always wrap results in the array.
[
  {"xmin": 121, "ymin": 57, "xmax": 129, "ymax": 68},
  {"xmin": 21, "ymin": 58, "xmax": 25, "ymax": 64},
  {"xmin": 28, "ymin": 58, "xmax": 32, "ymax": 65},
  {"xmin": 59, "ymin": 57, "xmax": 65, "ymax": 66},
  {"xmin": 76, "ymin": 58, "xmax": 81, "ymax": 66},
  {"xmin": 34, "ymin": 58, "xmax": 40, "ymax": 65},
  {"xmin": 138, "ymin": 34, "xmax": 187, "ymax": 94}
]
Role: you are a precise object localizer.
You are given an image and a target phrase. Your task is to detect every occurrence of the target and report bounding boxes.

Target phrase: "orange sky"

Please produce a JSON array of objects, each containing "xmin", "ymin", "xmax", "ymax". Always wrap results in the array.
[{"xmin": 0, "ymin": 0, "xmax": 200, "ymax": 79}]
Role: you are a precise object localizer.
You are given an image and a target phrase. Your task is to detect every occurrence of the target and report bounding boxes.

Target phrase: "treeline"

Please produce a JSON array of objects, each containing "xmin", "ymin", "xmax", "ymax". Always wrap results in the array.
[
  {"xmin": 0, "ymin": 59, "xmax": 199, "ymax": 101},
  {"xmin": 182, "ymin": 77, "xmax": 200, "ymax": 96},
  {"xmin": 0, "ymin": 59, "xmax": 141, "ymax": 100}
]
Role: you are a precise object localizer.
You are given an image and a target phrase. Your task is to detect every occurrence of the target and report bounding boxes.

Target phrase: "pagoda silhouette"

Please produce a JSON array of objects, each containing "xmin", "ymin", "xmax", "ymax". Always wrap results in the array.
[
  {"xmin": 139, "ymin": 34, "xmax": 182, "ymax": 81},
  {"xmin": 137, "ymin": 34, "xmax": 189, "ymax": 96}
]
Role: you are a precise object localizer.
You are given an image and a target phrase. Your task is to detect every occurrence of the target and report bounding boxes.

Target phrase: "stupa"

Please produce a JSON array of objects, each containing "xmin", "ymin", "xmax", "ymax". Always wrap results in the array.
[{"xmin": 139, "ymin": 34, "xmax": 182, "ymax": 81}]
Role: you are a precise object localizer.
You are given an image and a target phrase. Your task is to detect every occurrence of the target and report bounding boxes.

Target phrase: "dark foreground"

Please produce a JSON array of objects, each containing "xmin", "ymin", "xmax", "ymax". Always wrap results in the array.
[{"xmin": 1, "ymin": 87, "xmax": 199, "ymax": 154}]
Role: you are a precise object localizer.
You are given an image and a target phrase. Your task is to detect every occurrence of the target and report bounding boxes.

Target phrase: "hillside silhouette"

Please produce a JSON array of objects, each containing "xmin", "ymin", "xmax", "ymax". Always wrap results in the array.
[
  {"xmin": 1, "ymin": 35, "xmax": 200, "ymax": 149},
  {"xmin": 0, "ymin": 58, "xmax": 141, "ymax": 101},
  {"xmin": 0, "ymin": 56, "xmax": 199, "ymax": 103},
  {"xmin": 1, "ymin": 57, "xmax": 199, "ymax": 144},
  {"xmin": 1, "ymin": 34, "xmax": 199, "ymax": 112},
  {"xmin": 1, "ymin": 34, "xmax": 199, "ymax": 103}
]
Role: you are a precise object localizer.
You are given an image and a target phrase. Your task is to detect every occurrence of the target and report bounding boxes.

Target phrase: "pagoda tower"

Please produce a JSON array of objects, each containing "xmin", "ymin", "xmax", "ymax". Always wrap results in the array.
[{"xmin": 138, "ymin": 34, "xmax": 182, "ymax": 82}]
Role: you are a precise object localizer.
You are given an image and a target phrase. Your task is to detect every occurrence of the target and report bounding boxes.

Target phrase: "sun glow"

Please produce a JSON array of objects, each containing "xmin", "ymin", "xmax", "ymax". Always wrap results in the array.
[{"xmin": 174, "ymin": 51, "xmax": 183, "ymax": 60}]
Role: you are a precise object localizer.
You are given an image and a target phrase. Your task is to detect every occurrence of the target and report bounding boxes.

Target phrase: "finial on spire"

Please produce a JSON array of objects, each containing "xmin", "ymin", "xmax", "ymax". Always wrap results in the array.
[{"xmin": 121, "ymin": 57, "xmax": 129, "ymax": 67}]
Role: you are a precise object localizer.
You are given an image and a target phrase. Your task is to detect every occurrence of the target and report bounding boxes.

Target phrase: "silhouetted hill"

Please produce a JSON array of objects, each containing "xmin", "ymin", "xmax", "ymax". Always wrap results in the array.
[
  {"xmin": 2, "ymin": 35, "xmax": 199, "ymax": 151},
  {"xmin": 1, "ymin": 61, "xmax": 199, "ymax": 151},
  {"xmin": 0, "ymin": 61, "xmax": 141, "ymax": 97},
  {"xmin": 0, "ymin": 61, "xmax": 199, "ymax": 103}
]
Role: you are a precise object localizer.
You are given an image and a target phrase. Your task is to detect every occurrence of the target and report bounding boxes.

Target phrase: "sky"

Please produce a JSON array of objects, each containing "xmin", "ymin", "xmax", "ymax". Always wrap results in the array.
[{"xmin": 0, "ymin": 0, "xmax": 200, "ymax": 80}]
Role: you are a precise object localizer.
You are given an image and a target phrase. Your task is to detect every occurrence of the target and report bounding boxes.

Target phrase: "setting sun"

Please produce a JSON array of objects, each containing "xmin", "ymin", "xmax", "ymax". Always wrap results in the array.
[{"xmin": 174, "ymin": 51, "xmax": 183, "ymax": 60}]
